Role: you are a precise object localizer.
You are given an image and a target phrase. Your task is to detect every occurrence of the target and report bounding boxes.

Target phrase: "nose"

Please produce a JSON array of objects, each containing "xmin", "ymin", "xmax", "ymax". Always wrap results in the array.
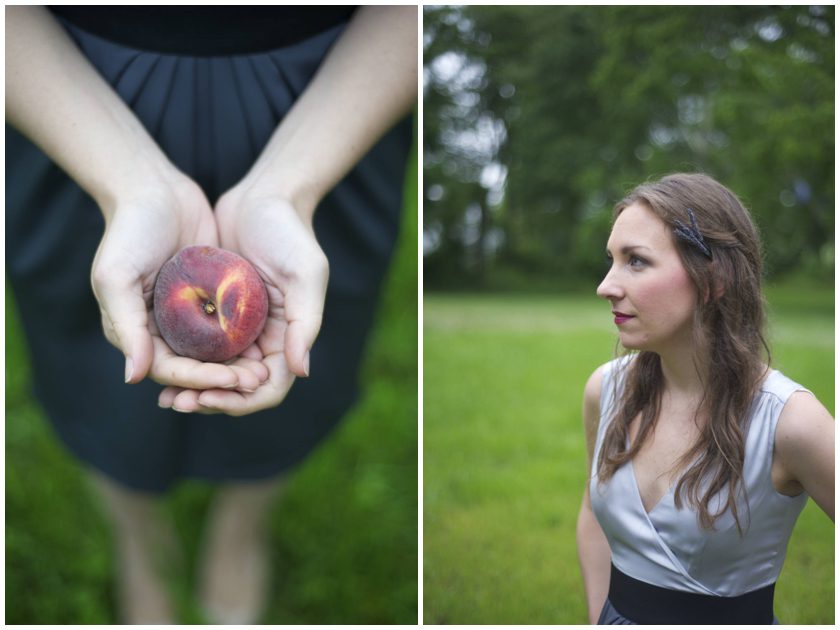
[{"xmin": 596, "ymin": 265, "xmax": 623, "ymax": 301}]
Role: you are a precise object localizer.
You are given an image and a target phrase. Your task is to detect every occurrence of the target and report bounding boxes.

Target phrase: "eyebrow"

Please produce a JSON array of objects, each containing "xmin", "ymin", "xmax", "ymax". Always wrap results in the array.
[{"xmin": 605, "ymin": 244, "xmax": 653, "ymax": 256}]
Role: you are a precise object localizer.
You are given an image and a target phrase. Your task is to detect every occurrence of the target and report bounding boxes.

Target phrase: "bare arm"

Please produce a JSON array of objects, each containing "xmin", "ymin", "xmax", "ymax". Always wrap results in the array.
[
  {"xmin": 577, "ymin": 365, "xmax": 612, "ymax": 623},
  {"xmin": 6, "ymin": 6, "xmax": 263, "ymax": 393},
  {"xmin": 237, "ymin": 5, "xmax": 418, "ymax": 219},
  {"xmin": 6, "ymin": 5, "xmax": 176, "ymax": 215},
  {"xmin": 774, "ymin": 391, "xmax": 835, "ymax": 521}
]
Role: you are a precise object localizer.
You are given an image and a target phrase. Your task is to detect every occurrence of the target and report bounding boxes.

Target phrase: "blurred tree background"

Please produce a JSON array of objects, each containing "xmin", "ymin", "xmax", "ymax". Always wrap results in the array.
[{"xmin": 423, "ymin": 5, "xmax": 834, "ymax": 289}]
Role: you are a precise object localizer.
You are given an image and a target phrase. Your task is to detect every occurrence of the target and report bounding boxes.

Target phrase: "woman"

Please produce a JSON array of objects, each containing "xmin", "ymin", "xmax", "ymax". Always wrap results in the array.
[
  {"xmin": 6, "ymin": 6, "xmax": 416, "ymax": 624},
  {"xmin": 576, "ymin": 173, "xmax": 834, "ymax": 624}
]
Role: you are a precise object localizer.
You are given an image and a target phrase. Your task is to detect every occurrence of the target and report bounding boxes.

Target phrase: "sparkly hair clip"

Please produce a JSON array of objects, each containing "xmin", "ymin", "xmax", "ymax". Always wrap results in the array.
[{"xmin": 673, "ymin": 207, "xmax": 712, "ymax": 259}]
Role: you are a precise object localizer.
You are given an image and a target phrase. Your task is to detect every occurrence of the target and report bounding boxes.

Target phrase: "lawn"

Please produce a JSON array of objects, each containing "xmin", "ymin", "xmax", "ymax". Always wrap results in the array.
[
  {"xmin": 423, "ymin": 286, "xmax": 834, "ymax": 624},
  {"xmin": 5, "ymin": 144, "xmax": 418, "ymax": 624}
]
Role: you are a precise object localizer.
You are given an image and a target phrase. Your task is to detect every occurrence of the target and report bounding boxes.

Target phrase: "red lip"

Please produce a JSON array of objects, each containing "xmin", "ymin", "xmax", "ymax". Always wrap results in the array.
[{"xmin": 612, "ymin": 311, "xmax": 635, "ymax": 325}]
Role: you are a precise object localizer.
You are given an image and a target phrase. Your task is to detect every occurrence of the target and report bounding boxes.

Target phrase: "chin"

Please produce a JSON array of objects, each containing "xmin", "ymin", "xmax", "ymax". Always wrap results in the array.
[
  {"xmin": 618, "ymin": 333, "xmax": 643, "ymax": 351},
  {"xmin": 618, "ymin": 333, "xmax": 656, "ymax": 353}
]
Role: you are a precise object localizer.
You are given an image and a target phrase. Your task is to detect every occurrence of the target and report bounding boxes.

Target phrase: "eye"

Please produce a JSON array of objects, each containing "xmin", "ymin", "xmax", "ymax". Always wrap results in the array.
[{"xmin": 628, "ymin": 254, "xmax": 647, "ymax": 269}]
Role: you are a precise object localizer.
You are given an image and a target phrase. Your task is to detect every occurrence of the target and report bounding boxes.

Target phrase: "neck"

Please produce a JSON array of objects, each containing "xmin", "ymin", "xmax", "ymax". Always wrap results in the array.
[{"xmin": 656, "ymin": 345, "xmax": 708, "ymax": 402}]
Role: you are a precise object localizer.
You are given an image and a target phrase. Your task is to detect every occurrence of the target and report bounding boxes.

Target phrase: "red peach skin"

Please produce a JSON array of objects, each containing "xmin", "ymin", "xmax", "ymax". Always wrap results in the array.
[{"xmin": 154, "ymin": 246, "xmax": 268, "ymax": 363}]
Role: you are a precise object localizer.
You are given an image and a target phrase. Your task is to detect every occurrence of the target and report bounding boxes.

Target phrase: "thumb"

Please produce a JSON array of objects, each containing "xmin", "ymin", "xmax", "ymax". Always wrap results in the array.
[
  {"xmin": 283, "ymin": 261, "xmax": 328, "ymax": 378},
  {"xmin": 94, "ymin": 275, "xmax": 155, "ymax": 384},
  {"xmin": 284, "ymin": 318, "xmax": 321, "ymax": 378}
]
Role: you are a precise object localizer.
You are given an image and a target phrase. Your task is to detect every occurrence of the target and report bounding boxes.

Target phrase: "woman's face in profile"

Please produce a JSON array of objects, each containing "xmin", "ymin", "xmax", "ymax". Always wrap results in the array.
[{"xmin": 597, "ymin": 202, "xmax": 697, "ymax": 353}]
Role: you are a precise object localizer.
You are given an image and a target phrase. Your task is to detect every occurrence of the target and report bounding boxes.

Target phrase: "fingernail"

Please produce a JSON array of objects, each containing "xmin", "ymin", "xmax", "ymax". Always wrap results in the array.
[
  {"xmin": 304, "ymin": 351, "xmax": 310, "ymax": 377},
  {"xmin": 171, "ymin": 406, "xmax": 191, "ymax": 414},
  {"xmin": 124, "ymin": 357, "xmax": 134, "ymax": 383},
  {"xmin": 221, "ymin": 382, "xmax": 239, "ymax": 390}
]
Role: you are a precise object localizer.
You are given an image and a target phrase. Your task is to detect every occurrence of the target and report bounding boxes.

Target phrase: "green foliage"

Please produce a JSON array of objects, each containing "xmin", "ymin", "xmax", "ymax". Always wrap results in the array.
[
  {"xmin": 424, "ymin": 6, "xmax": 834, "ymax": 288},
  {"xmin": 5, "ymin": 142, "xmax": 418, "ymax": 624},
  {"xmin": 423, "ymin": 287, "xmax": 834, "ymax": 624}
]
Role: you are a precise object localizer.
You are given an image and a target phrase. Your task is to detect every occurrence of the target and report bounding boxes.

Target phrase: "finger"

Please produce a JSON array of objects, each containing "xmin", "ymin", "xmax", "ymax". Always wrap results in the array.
[
  {"xmin": 158, "ymin": 386, "xmax": 183, "ymax": 408},
  {"xmin": 230, "ymin": 356, "xmax": 270, "ymax": 384},
  {"xmin": 283, "ymin": 255, "xmax": 328, "ymax": 378},
  {"xmin": 284, "ymin": 320, "xmax": 317, "ymax": 378},
  {"xmin": 229, "ymin": 364, "xmax": 260, "ymax": 393},
  {"xmin": 197, "ymin": 389, "xmax": 251, "ymax": 416},
  {"xmin": 197, "ymin": 387, "xmax": 288, "ymax": 417},
  {"xmin": 171, "ymin": 388, "xmax": 205, "ymax": 414},
  {"xmin": 92, "ymin": 269, "xmax": 154, "ymax": 384},
  {"xmin": 149, "ymin": 338, "xmax": 241, "ymax": 390},
  {"xmin": 160, "ymin": 387, "xmax": 222, "ymax": 415},
  {"xmin": 240, "ymin": 343, "xmax": 264, "ymax": 361},
  {"xmin": 197, "ymin": 353, "xmax": 295, "ymax": 416}
]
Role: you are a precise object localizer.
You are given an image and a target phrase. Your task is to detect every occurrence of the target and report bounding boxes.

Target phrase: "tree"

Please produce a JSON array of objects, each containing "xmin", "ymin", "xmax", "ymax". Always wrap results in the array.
[{"xmin": 423, "ymin": 5, "xmax": 834, "ymax": 288}]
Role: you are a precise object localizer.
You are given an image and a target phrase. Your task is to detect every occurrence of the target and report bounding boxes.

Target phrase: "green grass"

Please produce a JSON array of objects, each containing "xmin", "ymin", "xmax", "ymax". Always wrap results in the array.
[
  {"xmin": 423, "ymin": 285, "xmax": 834, "ymax": 624},
  {"xmin": 6, "ymin": 144, "xmax": 418, "ymax": 624}
]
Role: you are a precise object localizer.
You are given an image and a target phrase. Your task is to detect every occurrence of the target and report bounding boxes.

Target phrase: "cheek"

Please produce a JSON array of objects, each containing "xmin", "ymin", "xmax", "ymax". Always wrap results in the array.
[{"xmin": 637, "ymin": 268, "xmax": 696, "ymax": 324}]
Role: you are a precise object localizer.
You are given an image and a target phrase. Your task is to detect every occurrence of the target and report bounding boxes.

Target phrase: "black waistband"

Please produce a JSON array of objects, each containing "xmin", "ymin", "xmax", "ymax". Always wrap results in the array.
[
  {"xmin": 49, "ymin": 6, "xmax": 357, "ymax": 56},
  {"xmin": 608, "ymin": 564, "xmax": 775, "ymax": 625}
]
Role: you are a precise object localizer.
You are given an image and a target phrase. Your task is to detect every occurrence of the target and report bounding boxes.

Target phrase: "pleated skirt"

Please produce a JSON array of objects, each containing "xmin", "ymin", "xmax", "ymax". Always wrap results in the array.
[
  {"xmin": 6, "ymin": 17, "xmax": 413, "ymax": 493},
  {"xmin": 597, "ymin": 599, "xmax": 636, "ymax": 625}
]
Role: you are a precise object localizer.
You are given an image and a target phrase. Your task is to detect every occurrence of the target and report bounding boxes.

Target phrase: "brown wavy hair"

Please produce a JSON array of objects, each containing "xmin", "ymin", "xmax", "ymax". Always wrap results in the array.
[{"xmin": 596, "ymin": 173, "xmax": 770, "ymax": 533}]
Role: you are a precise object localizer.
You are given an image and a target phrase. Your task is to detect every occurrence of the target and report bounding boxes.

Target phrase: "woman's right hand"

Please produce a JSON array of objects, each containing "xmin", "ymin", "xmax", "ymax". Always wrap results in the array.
[{"xmin": 90, "ymin": 172, "xmax": 268, "ymax": 394}]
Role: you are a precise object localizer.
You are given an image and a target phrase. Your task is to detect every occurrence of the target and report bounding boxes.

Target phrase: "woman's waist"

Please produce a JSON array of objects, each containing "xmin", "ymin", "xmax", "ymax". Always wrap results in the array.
[
  {"xmin": 607, "ymin": 563, "xmax": 775, "ymax": 624},
  {"xmin": 50, "ymin": 6, "xmax": 356, "ymax": 56}
]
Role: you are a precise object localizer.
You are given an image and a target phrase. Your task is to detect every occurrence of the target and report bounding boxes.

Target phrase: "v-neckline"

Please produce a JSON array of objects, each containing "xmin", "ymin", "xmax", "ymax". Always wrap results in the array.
[
  {"xmin": 624, "ymin": 429, "xmax": 681, "ymax": 516},
  {"xmin": 625, "ymin": 413, "xmax": 696, "ymax": 516},
  {"xmin": 628, "ymin": 458, "xmax": 675, "ymax": 516}
]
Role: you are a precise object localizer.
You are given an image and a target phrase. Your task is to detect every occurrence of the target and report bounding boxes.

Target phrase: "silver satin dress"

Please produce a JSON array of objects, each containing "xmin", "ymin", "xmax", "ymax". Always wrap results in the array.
[{"xmin": 590, "ymin": 357, "xmax": 809, "ymax": 616}]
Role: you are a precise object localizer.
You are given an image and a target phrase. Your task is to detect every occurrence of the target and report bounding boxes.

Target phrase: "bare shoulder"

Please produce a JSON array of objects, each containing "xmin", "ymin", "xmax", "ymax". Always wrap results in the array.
[
  {"xmin": 776, "ymin": 390, "xmax": 835, "ymax": 455},
  {"xmin": 774, "ymin": 390, "xmax": 835, "ymax": 515},
  {"xmin": 583, "ymin": 363, "xmax": 606, "ymax": 412},
  {"xmin": 582, "ymin": 363, "xmax": 610, "ymax": 456}
]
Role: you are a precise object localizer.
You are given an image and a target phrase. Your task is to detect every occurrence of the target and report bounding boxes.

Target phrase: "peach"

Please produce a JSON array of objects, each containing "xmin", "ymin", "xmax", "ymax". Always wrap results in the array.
[{"xmin": 153, "ymin": 246, "xmax": 268, "ymax": 363}]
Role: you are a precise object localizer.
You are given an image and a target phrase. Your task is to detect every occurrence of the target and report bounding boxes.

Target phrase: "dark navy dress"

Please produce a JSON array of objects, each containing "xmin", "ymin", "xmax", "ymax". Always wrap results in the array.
[{"xmin": 6, "ymin": 8, "xmax": 413, "ymax": 493}]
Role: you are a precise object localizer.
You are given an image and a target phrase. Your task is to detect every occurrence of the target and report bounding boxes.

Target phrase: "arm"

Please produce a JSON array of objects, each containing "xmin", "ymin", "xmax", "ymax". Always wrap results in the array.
[
  {"xmin": 6, "ymin": 6, "xmax": 173, "ymax": 216},
  {"xmin": 158, "ymin": 6, "xmax": 418, "ymax": 415},
  {"xmin": 577, "ymin": 365, "xmax": 612, "ymax": 623},
  {"xmin": 774, "ymin": 391, "xmax": 835, "ymax": 521},
  {"xmin": 6, "ymin": 6, "xmax": 266, "ymax": 393},
  {"xmin": 235, "ymin": 5, "xmax": 418, "ymax": 219}
]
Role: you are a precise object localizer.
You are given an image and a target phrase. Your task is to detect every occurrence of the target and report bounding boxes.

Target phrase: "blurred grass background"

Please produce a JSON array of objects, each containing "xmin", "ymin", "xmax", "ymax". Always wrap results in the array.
[
  {"xmin": 423, "ymin": 283, "xmax": 834, "ymax": 625},
  {"xmin": 5, "ymin": 140, "xmax": 418, "ymax": 624}
]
